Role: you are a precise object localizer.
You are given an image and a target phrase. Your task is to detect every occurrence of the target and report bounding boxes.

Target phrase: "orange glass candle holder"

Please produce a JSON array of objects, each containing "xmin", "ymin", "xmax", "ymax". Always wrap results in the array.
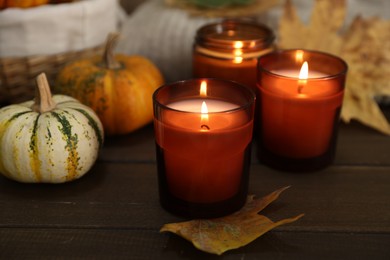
[
  {"xmin": 153, "ymin": 78, "xmax": 255, "ymax": 218},
  {"xmin": 193, "ymin": 19, "xmax": 275, "ymax": 91},
  {"xmin": 256, "ymin": 49, "xmax": 348, "ymax": 172}
]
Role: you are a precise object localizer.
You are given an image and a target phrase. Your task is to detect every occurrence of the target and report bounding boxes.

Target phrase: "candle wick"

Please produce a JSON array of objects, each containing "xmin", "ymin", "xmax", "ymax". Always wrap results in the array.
[
  {"xmin": 201, "ymin": 124, "xmax": 210, "ymax": 131},
  {"xmin": 297, "ymin": 80, "xmax": 306, "ymax": 94},
  {"xmin": 298, "ymin": 85, "xmax": 303, "ymax": 94}
]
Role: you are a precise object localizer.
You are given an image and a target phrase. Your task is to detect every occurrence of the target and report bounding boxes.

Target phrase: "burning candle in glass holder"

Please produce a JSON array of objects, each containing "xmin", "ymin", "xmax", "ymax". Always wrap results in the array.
[
  {"xmin": 153, "ymin": 78, "xmax": 255, "ymax": 218},
  {"xmin": 193, "ymin": 19, "xmax": 275, "ymax": 91},
  {"xmin": 257, "ymin": 49, "xmax": 348, "ymax": 172}
]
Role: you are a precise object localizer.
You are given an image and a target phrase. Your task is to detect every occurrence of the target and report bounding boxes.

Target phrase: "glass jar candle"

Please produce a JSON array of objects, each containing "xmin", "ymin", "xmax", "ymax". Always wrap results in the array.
[
  {"xmin": 193, "ymin": 19, "xmax": 275, "ymax": 91},
  {"xmin": 153, "ymin": 78, "xmax": 255, "ymax": 218},
  {"xmin": 256, "ymin": 49, "xmax": 348, "ymax": 172}
]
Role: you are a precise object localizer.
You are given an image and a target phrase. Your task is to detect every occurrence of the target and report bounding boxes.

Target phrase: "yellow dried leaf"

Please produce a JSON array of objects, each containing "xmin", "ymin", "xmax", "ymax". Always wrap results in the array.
[
  {"xmin": 278, "ymin": 0, "xmax": 390, "ymax": 135},
  {"xmin": 160, "ymin": 186, "xmax": 304, "ymax": 255},
  {"xmin": 279, "ymin": 0, "xmax": 345, "ymax": 52}
]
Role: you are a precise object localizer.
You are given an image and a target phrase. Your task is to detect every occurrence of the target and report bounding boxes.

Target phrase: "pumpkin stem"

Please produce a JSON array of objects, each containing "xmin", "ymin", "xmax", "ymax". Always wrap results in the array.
[
  {"xmin": 33, "ymin": 73, "xmax": 56, "ymax": 113},
  {"xmin": 104, "ymin": 32, "xmax": 121, "ymax": 70}
]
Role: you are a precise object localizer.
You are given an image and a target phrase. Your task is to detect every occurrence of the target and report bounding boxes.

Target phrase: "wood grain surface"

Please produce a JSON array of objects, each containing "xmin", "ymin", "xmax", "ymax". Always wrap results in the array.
[{"xmin": 1, "ymin": 107, "xmax": 389, "ymax": 259}]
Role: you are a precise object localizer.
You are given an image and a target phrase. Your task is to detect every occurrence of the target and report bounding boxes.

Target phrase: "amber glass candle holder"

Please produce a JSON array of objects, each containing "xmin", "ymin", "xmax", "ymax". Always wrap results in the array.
[
  {"xmin": 193, "ymin": 19, "xmax": 275, "ymax": 92},
  {"xmin": 153, "ymin": 78, "xmax": 255, "ymax": 218},
  {"xmin": 256, "ymin": 49, "xmax": 348, "ymax": 172}
]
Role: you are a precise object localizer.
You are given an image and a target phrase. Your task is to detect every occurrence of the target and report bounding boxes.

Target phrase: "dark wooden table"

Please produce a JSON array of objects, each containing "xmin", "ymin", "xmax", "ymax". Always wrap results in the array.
[{"xmin": 1, "ymin": 107, "xmax": 389, "ymax": 259}]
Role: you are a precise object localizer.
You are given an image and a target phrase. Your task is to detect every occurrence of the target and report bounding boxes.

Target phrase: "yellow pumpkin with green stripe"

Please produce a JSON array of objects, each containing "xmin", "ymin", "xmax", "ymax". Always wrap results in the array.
[{"xmin": 0, "ymin": 73, "xmax": 104, "ymax": 183}]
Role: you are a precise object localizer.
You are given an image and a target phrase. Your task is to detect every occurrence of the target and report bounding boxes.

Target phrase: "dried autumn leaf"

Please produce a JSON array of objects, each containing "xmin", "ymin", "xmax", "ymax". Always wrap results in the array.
[
  {"xmin": 279, "ymin": 0, "xmax": 344, "ymax": 51},
  {"xmin": 160, "ymin": 186, "xmax": 304, "ymax": 255},
  {"xmin": 279, "ymin": 0, "xmax": 390, "ymax": 135}
]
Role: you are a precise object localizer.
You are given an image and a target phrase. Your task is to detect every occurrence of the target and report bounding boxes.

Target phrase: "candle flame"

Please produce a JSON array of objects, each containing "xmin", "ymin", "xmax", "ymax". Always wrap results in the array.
[
  {"xmin": 201, "ymin": 101, "xmax": 209, "ymax": 129},
  {"xmin": 200, "ymin": 81, "xmax": 207, "ymax": 97},
  {"xmin": 299, "ymin": 61, "xmax": 309, "ymax": 79},
  {"xmin": 200, "ymin": 82, "xmax": 209, "ymax": 129},
  {"xmin": 298, "ymin": 61, "xmax": 308, "ymax": 94}
]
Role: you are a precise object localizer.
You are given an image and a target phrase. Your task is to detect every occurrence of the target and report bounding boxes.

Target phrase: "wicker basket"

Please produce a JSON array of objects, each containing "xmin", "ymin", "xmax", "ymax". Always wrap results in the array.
[
  {"xmin": 0, "ymin": 45, "xmax": 104, "ymax": 105},
  {"xmin": 0, "ymin": 0, "xmax": 120, "ymax": 105}
]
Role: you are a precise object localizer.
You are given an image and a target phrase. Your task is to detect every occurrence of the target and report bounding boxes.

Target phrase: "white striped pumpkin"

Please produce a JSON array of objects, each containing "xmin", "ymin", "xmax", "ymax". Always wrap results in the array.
[{"xmin": 0, "ymin": 73, "xmax": 104, "ymax": 183}]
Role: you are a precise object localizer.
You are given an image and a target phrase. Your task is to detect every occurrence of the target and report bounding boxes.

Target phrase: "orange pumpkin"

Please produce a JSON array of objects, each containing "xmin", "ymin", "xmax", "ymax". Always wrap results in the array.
[
  {"xmin": 1, "ymin": 0, "xmax": 49, "ymax": 9},
  {"xmin": 54, "ymin": 33, "xmax": 164, "ymax": 136}
]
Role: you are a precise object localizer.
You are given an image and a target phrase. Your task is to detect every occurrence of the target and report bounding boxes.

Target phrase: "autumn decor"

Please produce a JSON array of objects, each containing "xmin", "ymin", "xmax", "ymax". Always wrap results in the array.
[
  {"xmin": 278, "ymin": 0, "xmax": 390, "ymax": 135},
  {"xmin": 0, "ymin": 73, "xmax": 104, "ymax": 183},
  {"xmin": 161, "ymin": 187, "xmax": 304, "ymax": 255},
  {"xmin": 55, "ymin": 33, "xmax": 164, "ymax": 136}
]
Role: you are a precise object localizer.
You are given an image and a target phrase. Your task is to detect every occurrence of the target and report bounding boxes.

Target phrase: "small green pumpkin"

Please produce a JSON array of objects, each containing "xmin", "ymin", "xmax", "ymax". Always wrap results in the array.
[{"xmin": 0, "ymin": 73, "xmax": 104, "ymax": 183}]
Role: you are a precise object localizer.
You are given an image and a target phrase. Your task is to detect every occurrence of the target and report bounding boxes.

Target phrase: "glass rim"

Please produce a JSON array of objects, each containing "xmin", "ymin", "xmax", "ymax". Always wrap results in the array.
[
  {"xmin": 258, "ymin": 49, "xmax": 348, "ymax": 80},
  {"xmin": 153, "ymin": 78, "xmax": 256, "ymax": 115}
]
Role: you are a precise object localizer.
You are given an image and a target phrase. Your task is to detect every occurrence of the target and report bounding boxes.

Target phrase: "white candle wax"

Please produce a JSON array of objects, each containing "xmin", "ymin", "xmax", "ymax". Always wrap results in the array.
[
  {"xmin": 266, "ymin": 69, "xmax": 339, "ymax": 97},
  {"xmin": 168, "ymin": 99, "xmax": 239, "ymax": 112},
  {"xmin": 164, "ymin": 99, "xmax": 245, "ymax": 130},
  {"xmin": 272, "ymin": 69, "xmax": 328, "ymax": 78}
]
